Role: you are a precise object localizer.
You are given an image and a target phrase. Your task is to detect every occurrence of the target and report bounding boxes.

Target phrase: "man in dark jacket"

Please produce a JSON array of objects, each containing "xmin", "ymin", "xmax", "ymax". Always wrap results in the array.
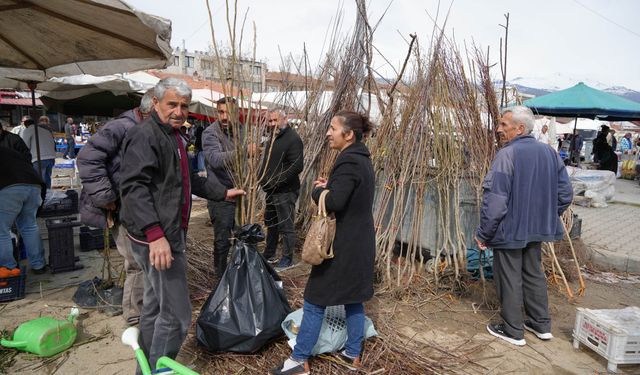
[
  {"xmin": 570, "ymin": 130, "xmax": 583, "ymax": 166},
  {"xmin": 76, "ymin": 90, "xmax": 153, "ymax": 325},
  {"xmin": 259, "ymin": 110, "xmax": 304, "ymax": 269},
  {"xmin": 476, "ymin": 106, "xmax": 573, "ymax": 347},
  {"xmin": 0, "ymin": 147, "xmax": 47, "ymax": 274},
  {"xmin": 202, "ymin": 96, "xmax": 249, "ymax": 275},
  {"xmin": 119, "ymin": 78, "xmax": 244, "ymax": 374}
]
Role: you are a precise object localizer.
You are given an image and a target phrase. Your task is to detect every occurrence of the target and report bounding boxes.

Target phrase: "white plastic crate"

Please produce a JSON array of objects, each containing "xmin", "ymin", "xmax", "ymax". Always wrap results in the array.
[
  {"xmin": 573, "ymin": 306, "xmax": 640, "ymax": 373},
  {"xmin": 51, "ymin": 175, "xmax": 73, "ymax": 188}
]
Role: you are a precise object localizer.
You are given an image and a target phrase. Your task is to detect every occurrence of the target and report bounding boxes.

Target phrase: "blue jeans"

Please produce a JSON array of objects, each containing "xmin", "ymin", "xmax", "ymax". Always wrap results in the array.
[
  {"xmin": 0, "ymin": 184, "xmax": 45, "ymax": 269},
  {"xmin": 196, "ymin": 151, "xmax": 206, "ymax": 172},
  {"xmin": 64, "ymin": 137, "xmax": 75, "ymax": 158},
  {"xmin": 292, "ymin": 300, "xmax": 365, "ymax": 361},
  {"xmin": 33, "ymin": 158, "xmax": 55, "ymax": 189}
]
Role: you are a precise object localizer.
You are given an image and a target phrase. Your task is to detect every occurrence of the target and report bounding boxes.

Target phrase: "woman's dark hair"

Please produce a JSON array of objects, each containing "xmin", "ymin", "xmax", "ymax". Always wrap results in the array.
[{"xmin": 334, "ymin": 110, "xmax": 373, "ymax": 142}]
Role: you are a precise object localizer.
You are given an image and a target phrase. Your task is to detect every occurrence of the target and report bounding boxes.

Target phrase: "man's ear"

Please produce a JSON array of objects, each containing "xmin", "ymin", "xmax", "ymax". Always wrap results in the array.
[{"xmin": 518, "ymin": 123, "xmax": 526, "ymax": 135}]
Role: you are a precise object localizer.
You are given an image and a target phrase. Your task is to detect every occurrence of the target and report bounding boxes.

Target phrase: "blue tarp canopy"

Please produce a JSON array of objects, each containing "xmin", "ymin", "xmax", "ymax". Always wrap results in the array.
[{"xmin": 523, "ymin": 82, "xmax": 640, "ymax": 121}]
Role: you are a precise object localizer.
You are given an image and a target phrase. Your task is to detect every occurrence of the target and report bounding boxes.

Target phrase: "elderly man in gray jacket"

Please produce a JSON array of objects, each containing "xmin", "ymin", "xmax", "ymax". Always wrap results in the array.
[
  {"xmin": 76, "ymin": 90, "xmax": 153, "ymax": 325},
  {"xmin": 476, "ymin": 106, "xmax": 573, "ymax": 347}
]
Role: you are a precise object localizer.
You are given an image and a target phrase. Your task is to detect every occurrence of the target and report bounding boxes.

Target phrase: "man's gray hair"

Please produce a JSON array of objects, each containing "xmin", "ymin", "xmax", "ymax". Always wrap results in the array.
[
  {"xmin": 140, "ymin": 89, "xmax": 154, "ymax": 113},
  {"xmin": 270, "ymin": 109, "xmax": 286, "ymax": 117},
  {"xmin": 154, "ymin": 77, "xmax": 192, "ymax": 100},
  {"xmin": 501, "ymin": 105, "xmax": 535, "ymax": 134}
]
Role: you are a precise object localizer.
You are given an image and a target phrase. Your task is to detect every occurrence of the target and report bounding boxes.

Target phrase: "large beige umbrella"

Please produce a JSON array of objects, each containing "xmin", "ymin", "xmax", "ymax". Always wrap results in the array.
[{"xmin": 0, "ymin": 0, "xmax": 172, "ymax": 173}]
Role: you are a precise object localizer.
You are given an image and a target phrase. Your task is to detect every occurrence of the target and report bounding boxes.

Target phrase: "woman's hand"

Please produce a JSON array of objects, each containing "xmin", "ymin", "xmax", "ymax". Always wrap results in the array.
[{"xmin": 313, "ymin": 177, "xmax": 327, "ymax": 189}]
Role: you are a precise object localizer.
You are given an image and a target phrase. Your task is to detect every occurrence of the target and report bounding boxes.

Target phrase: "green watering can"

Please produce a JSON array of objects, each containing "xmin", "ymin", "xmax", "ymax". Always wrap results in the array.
[
  {"xmin": 121, "ymin": 327, "xmax": 199, "ymax": 375},
  {"xmin": 1, "ymin": 307, "xmax": 79, "ymax": 357}
]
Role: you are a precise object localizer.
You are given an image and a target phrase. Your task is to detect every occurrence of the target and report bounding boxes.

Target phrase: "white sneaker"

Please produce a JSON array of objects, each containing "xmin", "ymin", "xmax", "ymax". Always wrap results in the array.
[{"xmin": 524, "ymin": 320, "xmax": 553, "ymax": 340}]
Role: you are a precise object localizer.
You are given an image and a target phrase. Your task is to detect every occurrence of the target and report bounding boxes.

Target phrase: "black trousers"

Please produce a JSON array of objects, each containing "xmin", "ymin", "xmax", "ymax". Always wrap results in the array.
[
  {"xmin": 493, "ymin": 242, "xmax": 551, "ymax": 339},
  {"xmin": 207, "ymin": 199, "xmax": 236, "ymax": 274},
  {"xmin": 263, "ymin": 191, "xmax": 298, "ymax": 260}
]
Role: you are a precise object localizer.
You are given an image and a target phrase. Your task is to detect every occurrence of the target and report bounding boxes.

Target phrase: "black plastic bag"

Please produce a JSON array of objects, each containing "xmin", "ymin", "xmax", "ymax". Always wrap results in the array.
[
  {"xmin": 72, "ymin": 277, "xmax": 123, "ymax": 316},
  {"xmin": 196, "ymin": 224, "xmax": 292, "ymax": 352}
]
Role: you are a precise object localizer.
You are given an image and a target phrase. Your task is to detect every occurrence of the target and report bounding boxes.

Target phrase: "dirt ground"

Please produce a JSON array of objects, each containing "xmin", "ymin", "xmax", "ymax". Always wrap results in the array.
[{"xmin": 2, "ymin": 200, "xmax": 640, "ymax": 374}]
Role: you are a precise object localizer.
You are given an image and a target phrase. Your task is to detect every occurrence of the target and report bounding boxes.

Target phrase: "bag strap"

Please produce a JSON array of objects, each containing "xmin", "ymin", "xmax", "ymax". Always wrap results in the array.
[{"xmin": 318, "ymin": 190, "xmax": 329, "ymax": 217}]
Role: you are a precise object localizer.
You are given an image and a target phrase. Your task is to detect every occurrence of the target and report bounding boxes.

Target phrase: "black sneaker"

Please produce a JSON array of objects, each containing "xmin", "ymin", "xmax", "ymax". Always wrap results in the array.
[
  {"xmin": 275, "ymin": 257, "xmax": 293, "ymax": 271},
  {"xmin": 269, "ymin": 357, "xmax": 309, "ymax": 375},
  {"xmin": 265, "ymin": 255, "xmax": 279, "ymax": 264},
  {"xmin": 486, "ymin": 323, "xmax": 526, "ymax": 346},
  {"xmin": 32, "ymin": 265, "xmax": 49, "ymax": 275},
  {"xmin": 336, "ymin": 350, "xmax": 362, "ymax": 371},
  {"xmin": 524, "ymin": 320, "xmax": 553, "ymax": 340}
]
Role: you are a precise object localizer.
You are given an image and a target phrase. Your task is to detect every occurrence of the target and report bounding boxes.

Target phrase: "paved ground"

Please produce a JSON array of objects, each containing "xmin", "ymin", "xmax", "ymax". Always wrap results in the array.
[{"xmin": 574, "ymin": 177, "xmax": 640, "ymax": 273}]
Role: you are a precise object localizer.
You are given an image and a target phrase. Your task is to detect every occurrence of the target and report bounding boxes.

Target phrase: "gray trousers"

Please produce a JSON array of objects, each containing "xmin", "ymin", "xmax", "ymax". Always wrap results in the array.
[
  {"xmin": 130, "ymin": 233, "xmax": 191, "ymax": 374},
  {"xmin": 493, "ymin": 242, "xmax": 550, "ymax": 339},
  {"xmin": 207, "ymin": 199, "xmax": 236, "ymax": 274},
  {"xmin": 263, "ymin": 191, "xmax": 298, "ymax": 260},
  {"xmin": 112, "ymin": 224, "xmax": 144, "ymax": 324}
]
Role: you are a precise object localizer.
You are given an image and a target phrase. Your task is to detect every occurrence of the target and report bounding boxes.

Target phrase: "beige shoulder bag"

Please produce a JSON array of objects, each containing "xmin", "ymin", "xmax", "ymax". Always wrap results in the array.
[{"xmin": 301, "ymin": 190, "xmax": 336, "ymax": 265}]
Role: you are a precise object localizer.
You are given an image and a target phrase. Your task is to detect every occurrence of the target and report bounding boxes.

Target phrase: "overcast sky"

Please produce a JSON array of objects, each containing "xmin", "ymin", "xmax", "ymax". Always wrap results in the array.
[{"xmin": 126, "ymin": 0, "xmax": 640, "ymax": 91}]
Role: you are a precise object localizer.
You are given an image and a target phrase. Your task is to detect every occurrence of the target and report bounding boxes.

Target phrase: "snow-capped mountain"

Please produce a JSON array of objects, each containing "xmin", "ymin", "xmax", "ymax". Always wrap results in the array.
[{"xmin": 496, "ymin": 73, "xmax": 640, "ymax": 103}]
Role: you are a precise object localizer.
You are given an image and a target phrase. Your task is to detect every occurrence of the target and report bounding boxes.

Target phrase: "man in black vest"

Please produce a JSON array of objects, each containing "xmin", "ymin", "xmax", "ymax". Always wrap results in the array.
[{"xmin": 259, "ymin": 110, "xmax": 304, "ymax": 270}]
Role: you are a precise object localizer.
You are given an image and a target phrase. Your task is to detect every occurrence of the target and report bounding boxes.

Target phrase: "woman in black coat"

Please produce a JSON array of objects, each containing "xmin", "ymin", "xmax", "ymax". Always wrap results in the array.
[{"xmin": 271, "ymin": 111, "xmax": 375, "ymax": 375}]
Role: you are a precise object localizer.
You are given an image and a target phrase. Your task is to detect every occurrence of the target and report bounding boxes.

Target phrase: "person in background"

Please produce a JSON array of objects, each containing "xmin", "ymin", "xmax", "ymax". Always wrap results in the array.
[
  {"xmin": 202, "ymin": 97, "xmax": 252, "ymax": 276},
  {"xmin": 570, "ymin": 130, "xmax": 583, "ymax": 166},
  {"xmin": 557, "ymin": 134, "xmax": 564, "ymax": 152},
  {"xmin": 476, "ymin": 106, "xmax": 572, "ymax": 347},
  {"xmin": 76, "ymin": 90, "xmax": 154, "ymax": 326},
  {"xmin": 607, "ymin": 129, "xmax": 617, "ymax": 151},
  {"xmin": 620, "ymin": 132, "xmax": 633, "ymax": 154},
  {"xmin": 0, "ymin": 147, "xmax": 47, "ymax": 276},
  {"xmin": 21, "ymin": 116, "xmax": 57, "ymax": 189},
  {"xmin": 119, "ymin": 78, "xmax": 245, "ymax": 374},
  {"xmin": 271, "ymin": 110, "xmax": 375, "ymax": 375},
  {"xmin": 64, "ymin": 117, "xmax": 76, "ymax": 159},
  {"xmin": 593, "ymin": 125, "xmax": 618, "ymax": 173},
  {"xmin": 535, "ymin": 124, "xmax": 551, "ymax": 146},
  {"xmin": 192, "ymin": 121, "xmax": 209, "ymax": 172},
  {"xmin": 10, "ymin": 115, "xmax": 30, "ymax": 137},
  {"xmin": 259, "ymin": 109, "xmax": 304, "ymax": 270}
]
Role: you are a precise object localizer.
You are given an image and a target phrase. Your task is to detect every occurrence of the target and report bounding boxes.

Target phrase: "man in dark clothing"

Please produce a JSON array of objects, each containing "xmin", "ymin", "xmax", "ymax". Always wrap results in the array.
[
  {"xmin": 64, "ymin": 117, "xmax": 76, "ymax": 159},
  {"xmin": 259, "ymin": 110, "xmax": 304, "ymax": 269},
  {"xmin": 0, "ymin": 126, "xmax": 31, "ymax": 162},
  {"xmin": 193, "ymin": 122, "xmax": 208, "ymax": 172},
  {"xmin": 593, "ymin": 125, "xmax": 617, "ymax": 173},
  {"xmin": 0, "ymin": 147, "xmax": 47, "ymax": 274},
  {"xmin": 202, "ymin": 97, "xmax": 251, "ymax": 275},
  {"xmin": 570, "ymin": 130, "xmax": 583, "ymax": 166},
  {"xmin": 119, "ymin": 79, "xmax": 245, "ymax": 374},
  {"xmin": 76, "ymin": 90, "xmax": 153, "ymax": 325},
  {"xmin": 476, "ymin": 106, "xmax": 573, "ymax": 347}
]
